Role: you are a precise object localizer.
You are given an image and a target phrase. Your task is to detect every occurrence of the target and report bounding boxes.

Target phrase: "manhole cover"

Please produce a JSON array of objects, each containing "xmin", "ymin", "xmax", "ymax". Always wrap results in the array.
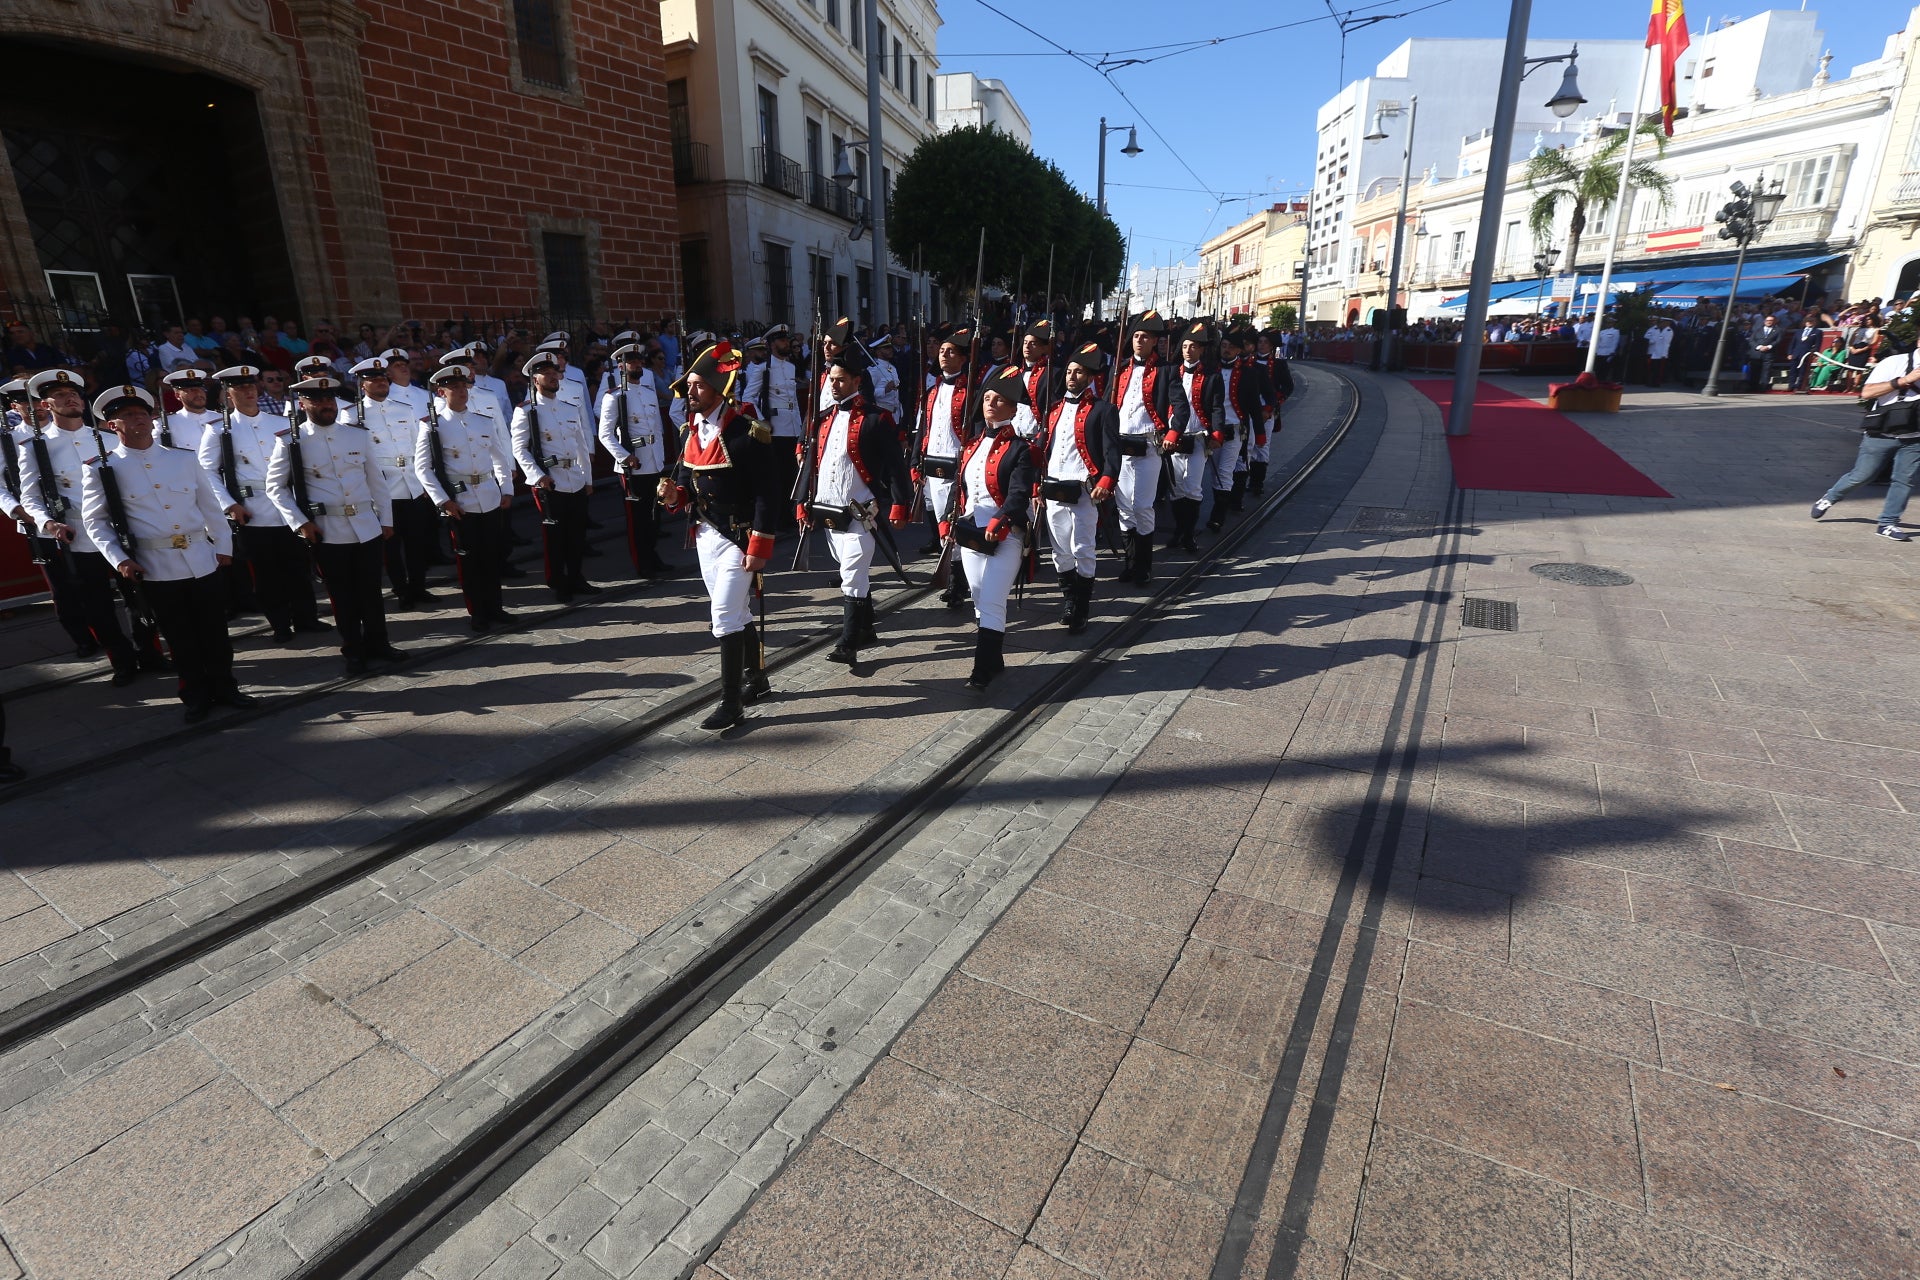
[
  {"xmin": 1351, "ymin": 506, "xmax": 1441, "ymax": 536},
  {"xmin": 1529, "ymin": 562, "xmax": 1635, "ymax": 586},
  {"xmin": 1461, "ymin": 598, "xmax": 1519, "ymax": 631}
]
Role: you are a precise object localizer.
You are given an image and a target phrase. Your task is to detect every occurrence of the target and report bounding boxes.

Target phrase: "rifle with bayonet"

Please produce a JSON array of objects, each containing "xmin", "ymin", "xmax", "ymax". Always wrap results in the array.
[{"xmin": 790, "ymin": 288, "xmax": 826, "ymax": 573}]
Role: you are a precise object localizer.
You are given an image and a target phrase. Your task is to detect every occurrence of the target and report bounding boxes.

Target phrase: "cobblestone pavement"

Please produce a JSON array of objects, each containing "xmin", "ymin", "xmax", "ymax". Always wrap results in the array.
[
  {"xmin": 0, "ymin": 376, "xmax": 1345, "ymax": 1280},
  {"xmin": 652, "ymin": 375, "xmax": 1913, "ymax": 1280}
]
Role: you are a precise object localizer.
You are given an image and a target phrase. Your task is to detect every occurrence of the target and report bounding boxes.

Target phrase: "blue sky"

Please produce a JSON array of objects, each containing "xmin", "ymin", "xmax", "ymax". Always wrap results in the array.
[{"xmin": 935, "ymin": 0, "xmax": 1900, "ymax": 267}]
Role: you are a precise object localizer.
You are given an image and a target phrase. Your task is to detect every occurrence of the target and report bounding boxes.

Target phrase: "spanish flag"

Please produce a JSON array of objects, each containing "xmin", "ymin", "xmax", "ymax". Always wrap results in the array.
[{"xmin": 1648, "ymin": 0, "xmax": 1691, "ymax": 135}]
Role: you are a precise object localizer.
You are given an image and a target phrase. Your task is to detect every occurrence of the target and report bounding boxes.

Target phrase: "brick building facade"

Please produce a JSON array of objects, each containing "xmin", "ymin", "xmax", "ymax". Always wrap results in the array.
[{"xmin": 0, "ymin": 0, "xmax": 680, "ymax": 343}]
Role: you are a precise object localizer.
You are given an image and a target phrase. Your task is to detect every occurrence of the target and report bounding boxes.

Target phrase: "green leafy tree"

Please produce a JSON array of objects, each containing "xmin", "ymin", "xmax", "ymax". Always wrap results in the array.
[
  {"xmin": 891, "ymin": 125, "xmax": 1123, "ymax": 307},
  {"xmin": 1525, "ymin": 118, "xmax": 1674, "ymax": 270},
  {"xmin": 1267, "ymin": 303, "xmax": 1297, "ymax": 331}
]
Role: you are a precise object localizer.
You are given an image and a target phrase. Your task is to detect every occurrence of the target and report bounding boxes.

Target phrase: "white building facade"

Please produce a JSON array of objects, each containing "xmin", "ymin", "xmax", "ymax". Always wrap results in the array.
[
  {"xmin": 935, "ymin": 72, "xmax": 1031, "ymax": 147},
  {"xmin": 663, "ymin": 0, "xmax": 941, "ymax": 326}
]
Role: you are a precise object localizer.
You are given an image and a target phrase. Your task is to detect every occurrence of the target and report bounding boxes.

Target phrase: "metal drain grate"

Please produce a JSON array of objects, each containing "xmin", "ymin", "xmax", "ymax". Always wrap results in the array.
[
  {"xmin": 1351, "ymin": 506, "xmax": 1441, "ymax": 536},
  {"xmin": 1462, "ymin": 597, "xmax": 1519, "ymax": 631},
  {"xmin": 1529, "ymin": 562, "xmax": 1635, "ymax": 587}
]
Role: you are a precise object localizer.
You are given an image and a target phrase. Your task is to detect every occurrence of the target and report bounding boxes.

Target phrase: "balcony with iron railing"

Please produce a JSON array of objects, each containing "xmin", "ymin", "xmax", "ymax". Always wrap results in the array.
[
  {"xmin": 672, "ymin": 139, "xmax": 709, "ymax": 185},
  {"xmin": 1894, "ymin": 170, "xmax": 1920, "ymax": 205},
  {"xmin": 804, "ymin": 170, "xmax": 866, "ymax": 222},
  {"xmin": 751, "ymin": 147, "xmax": 803, "ymax": 200}
]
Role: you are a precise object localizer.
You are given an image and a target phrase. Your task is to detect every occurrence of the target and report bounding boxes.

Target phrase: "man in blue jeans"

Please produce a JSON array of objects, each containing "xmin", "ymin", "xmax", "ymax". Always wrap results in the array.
[{"xmin": 1812, "ymin": 347, "xmax": 1920, "ymax": 540}]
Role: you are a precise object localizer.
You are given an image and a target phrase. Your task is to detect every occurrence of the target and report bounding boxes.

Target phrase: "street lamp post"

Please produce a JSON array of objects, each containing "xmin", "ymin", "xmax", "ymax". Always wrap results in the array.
[
  {"xmin": 1701, "ymin": 177, "xmax": 1787, "ymax": 397},
  {"xmin": 1446, "ymin": 12, "xmax": 1586, "ymax": 437},
  {"xmin": 1364, "ymin": 96, "xmax": 1419, "ymax": 371},
  {"xmin": 1094, "ymin": 117, "xmax": 1142, "ymax": 319},
  {"xmin": 1532, "ymin": 245, "xmax": 1561, "ymax": 315}
]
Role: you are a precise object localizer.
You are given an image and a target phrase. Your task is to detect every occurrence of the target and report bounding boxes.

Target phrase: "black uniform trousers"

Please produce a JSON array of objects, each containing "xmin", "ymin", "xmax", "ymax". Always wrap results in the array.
[
  {"xmin": 315, "ymin": 537, "xmax": 390, "ymax": 659},
  {"xmin": 534, "ymin": 486, "xmax": 590, "ymax": 593},
  {"xmin": 383, "ymin": 494, "xmax": 438, "ymax": 601},
  {"xmin": 144, "ymin": 571, "xmax": 234, "ymax": 710},
  {"xmin": 48, "ymin": 550, "xmax": 145, "ymax": 671},
  {"xmin": 451, "ymin": 506, "xmax": 508, "ymax": 621},
  {"xmin": 621, "ymin": 473, "xmax": 667, "ymax": 574},
  {"xmin": 236, "ymin": 522, "xmax": 320, "ymax": 632}
]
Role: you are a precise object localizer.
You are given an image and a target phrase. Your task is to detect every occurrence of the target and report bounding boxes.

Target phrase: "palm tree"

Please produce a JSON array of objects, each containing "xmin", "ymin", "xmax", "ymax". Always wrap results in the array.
[{"xmin": 1525, "ymin": 118, "xmax": 1674, "ymax": 269}]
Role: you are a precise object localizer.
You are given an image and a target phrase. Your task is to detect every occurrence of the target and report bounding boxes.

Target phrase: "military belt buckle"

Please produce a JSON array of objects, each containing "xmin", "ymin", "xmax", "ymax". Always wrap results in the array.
[
  {"xmin": 169, "ymin": 534, "xmax": 189, "ymax": 550},
  {"xmin": 239, "ymin": 485, "xmax": 255, "ymax": 498},
  {"xmin": 449, "ymin": 481, "xmax": 468, "ymax": 494},
  {"xmin": 394, "ymin": 456, "xmax": 408, "ymax": 466}
]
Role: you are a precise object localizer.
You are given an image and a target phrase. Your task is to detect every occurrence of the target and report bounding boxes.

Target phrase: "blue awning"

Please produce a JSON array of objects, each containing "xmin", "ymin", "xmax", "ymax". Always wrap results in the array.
[
  {"xmin": 1438, "ymin": 279, "xmax": 1553, "ymax": 310},
  {"xmin": 1636, "ymin": 252, "xmax": 1843, "ymax": 286}
]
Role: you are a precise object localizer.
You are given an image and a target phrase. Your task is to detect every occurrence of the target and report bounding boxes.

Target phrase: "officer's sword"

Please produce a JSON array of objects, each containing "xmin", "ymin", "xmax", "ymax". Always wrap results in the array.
[{"xmin": 849, "ymin": 499, "xmax": 914, "ymax": 586}]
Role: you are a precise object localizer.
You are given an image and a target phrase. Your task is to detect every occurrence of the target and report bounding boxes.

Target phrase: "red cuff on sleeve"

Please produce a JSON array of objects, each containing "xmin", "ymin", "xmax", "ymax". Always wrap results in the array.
[
  {"xmin": 986, "ymin": 516, "xmax": 1010, "ymax": 542},
  {"xmin": 746, "ymin": 532, "xmax": 775, "ymax": 561},
  {"xmin": 888, "ymin": 504, "xmax": 910, "ymax": 525},
  {"xmin": 1094, "ymin": 475, "xmax": 1115, "ymax": 493},
  {"xmin": 1162, "ymin": 430, "xmax": 1181, "ymax": 448},
  {"xmin": 795, "ymin": 504, "xmax": 808, "ymax": 525}
]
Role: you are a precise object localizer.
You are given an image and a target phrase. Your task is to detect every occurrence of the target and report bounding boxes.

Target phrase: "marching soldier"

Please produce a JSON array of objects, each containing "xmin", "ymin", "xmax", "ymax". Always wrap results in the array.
[
  {"xmin": 350, "ymin": 357, "xmax": 440, "ymax": 609},
  {"xmin": 1109, "ymin": 311, "xmax": 1185, "ymax": 565},
  {"xmin": 1037, "ymin": 344, "xmax": 1121, "ymax": 631},
  {"xmin": 917, "ymin": 326, "xmax": 978, "ymax": 610},
  {"xmin": 513, "ymin": 351, "xmax": 600, "ymax": 602},
  {"xmin": 161, "ymin": 369, "xmax": 220, "ymax": 449},
  {"xmin": 267, "ymin": 375, "xmax": 402, "ymax": 675},
  {"xmin": 80, "ymin": 385, "xmax": 250, "ymax": 722},
  {"xmin": 416, "ymin": 364, "xmax": 516, "ymax": 630},
  {"xmin": 941, "ymin": 366, "xmax": 1034, "ymax": 693},
  {"xmin": 802, "ymin": 351, "xmax": 912, "ymax": 667},
  {"xmin": 1020, "ymin": 320, "xmax": 1063, "ymax": 420},
  {"xmin": 658, "ymin": 342, "xmax": 781, "ymax": 730},
  {"xmin": 1168, "ymin": 321, "xmax": 1218, "ymax": 551},
  {"xmin": 1250, "ymin": 329, "xmax": 1295, "ymax": 494},
  {"xmin": 1211, "ymin": 325, "xmax": 1272, "ymax": 524},
  {"xmin": 976, "ymin": 331, "xmax": 1014, "ymax": 392},
  {"xmin": 19, "ymin": 368, "xmax": 160, "ymax": 682},
  {"xmin": 200, "ymin": 364, "xmax": 327, "ymax": 642},
  {"xmin": 599, "ymin": 341, "xmax": 673, "ymax": 579},
  {"xmin": 4, "ymin": 378, "xmax": 94, "ymax": 659}
]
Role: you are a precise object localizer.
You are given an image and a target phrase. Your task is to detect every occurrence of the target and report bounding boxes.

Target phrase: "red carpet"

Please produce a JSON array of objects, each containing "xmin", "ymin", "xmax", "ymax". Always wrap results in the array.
[{"xmin": 1412, "ymin": 380, "xmax": 1672, "ymax": 498}]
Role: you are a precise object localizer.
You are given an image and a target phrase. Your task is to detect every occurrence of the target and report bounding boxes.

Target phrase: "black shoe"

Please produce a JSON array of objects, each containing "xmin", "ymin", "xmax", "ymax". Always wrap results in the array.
[
  {"xmin": 1058, "ymin": 571, "xmax": 1081, "ymax": 626},
  {"xmin": 139, "ymin": 651, "xmax": 173, "ymax": 673},
  {"xmin": 183, "ymin": 702, "xmax": 213, "ymax": 724},
  {"xmin": 345, "ymin": 656, "xmax": 369, "ymax": 676},
  {"xmin": 828, "ymin": 596, "xmax": 860, "ymax": 665},
  {"xmin": 500, "ymin": 564, "xmax": 529, "ymax": 579},
  {"xmin": 571, "ymin": 580, "xmax": 604, "ymax": 596},
  {"xmin": 272, "ymin": 627, "xmax": 296, "ymax": 644},
  {"xmin": 74, "ymin": 639, "xmax": 101, "ymax": 661},
  {"xmin": 742, "ymin": 663, "xmax": 772, "ymax": 705},
  {"xmin": 413, "ymin": 587, "xmax": 441, "ymax": 602},
  {"xmin": 0, "ymin": 761, "xmax": 24, "ymax": 783},
  {"xmin": 553, "ymin": 589, "xmax": 575, "ymax": 604},
  {"xmin": 701, "ymin": 632, "xmax": 748, "ymax": 730},
  {"xmin": 216, "ymin": 688, "xmax": 256, "ymax": 709},
  {"xmin": 389, "ymin": 593, "xmax": 415, "ymax": 612},
  {"xmin": 296, "ymin": 619, "xmax": 333, "ymax": 634},
  {"xmin": 367, "ymin": 645, "xmax": 407, "ymax": 663},
  {"xmin": 470, "ymin": 616, "xmax": 492, "ymax": 633},
  {"xmin": 111, "ymin": 666, "xmax": 140, "ymax": 688},
  {"xmin": 489, "ymin": 609, "xmax": 516, "ymax": 625},
  {"xmin": 510, "ymin": 531, "xmax": 533, "ymax": 546}
]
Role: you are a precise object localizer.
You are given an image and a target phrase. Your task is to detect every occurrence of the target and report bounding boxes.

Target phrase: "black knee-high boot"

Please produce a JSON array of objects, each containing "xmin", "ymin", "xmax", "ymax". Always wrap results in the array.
[
  {"xmin": 1058, "ymin": 569, "xmax": 1081, "ymax": 624},
  {"xmin": 965, "ymin": 627, "xmax": 1005, "ymax": 692},
  {"xmin": 856, "ymin": 596, "xmax": 879, "ymax": 646},
  {"xmin": 829, "ymin": 595, "xmax": 860, "ymax": 664},
  {"xmin": 1115, "ymin": 532, "xmax": 1137, "ymax": 584},
  {"xmin": 1230, "ymin": 470, "xmax": 1248, "ymax": 511},
  {"xmin": 1249, "ymin": 460, "xmax": 1269, "ymax": 493},
  {"xmin": 1067, "ymin": 572, "xmax": 1091, "ymax": 635},
  {"xmin": 1175, "ymin": 499, "xmax": 1201, "ymax": 553},
  {"xmin": 702, "ymin": 631, "xmax": 747, "ymax": 729},
  {"xmin": 1135, "ymin": 530, "xmax": 1154, "ymax": 584}
]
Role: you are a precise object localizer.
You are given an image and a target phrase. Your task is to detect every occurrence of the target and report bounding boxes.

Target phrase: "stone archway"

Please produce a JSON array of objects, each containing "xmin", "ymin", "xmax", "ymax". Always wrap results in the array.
[{"xmin": 0, "ymin": 0, "xmax": 399, "ymax": 328}]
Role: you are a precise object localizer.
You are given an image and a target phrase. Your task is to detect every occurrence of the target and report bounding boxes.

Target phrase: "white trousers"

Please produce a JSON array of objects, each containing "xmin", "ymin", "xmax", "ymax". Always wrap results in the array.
[
  {"xmin": 1045, "ymin": 496, "xmax": 1097, "ymax": 577},
  {"xmin": 827, "ymin": 525, "xmax": 874, "ymax": 598},
  {"xmin": 695, "ymin": 520, "xmax": 753, "ymax": 638},
  {"xmin": 1248, "ymin": 430, "xmax": 1271, "ymax": 464},
  {"xmin": 1115, "ymin": 450, "xmax": 1160, "ymax": 534},
  {"xmin": 962, "ymin": 532, "xmax": 1024, "ymax": 632},
  {"xmin": 1210, "ymin": 432, "xmax": 1244, "ymax": 490},
  {"xmin": 924, "ymin": 476, "xmax": 956, "ymax": 528},
  {"xmin": 1169, "ymin": 441, "xmax": 1208, "ymax": 501}
]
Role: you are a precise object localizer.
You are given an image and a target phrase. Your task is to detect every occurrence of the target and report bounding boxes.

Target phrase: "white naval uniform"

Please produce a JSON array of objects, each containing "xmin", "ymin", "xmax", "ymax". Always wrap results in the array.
[
  {"xmin": 415, "ymin": 407, "xmax": 513, "ymax": 512},
  {"xmin": 1115, "ymin": 362, "xmax": 1162, "ymax": 535},
  {"xmin": 688, "ymin": 410, "xmax": 754, "ymax": 639},
  {"xmin": 388, "ymin": 379, "xmax": 432, "ymax": 424},
  {"xmin": 959, "ymin": 437, "xmax": 1023, "ymax": 634},
  {"xmin": 511, "ymin": 393, "xmax": 595, "ymax": 494},
  {"xmin": 1169, "ymin": 365, "xmax": 1210, "ymax": 503},
  {"xmin": 80, "ymin": 441, "xmax": 231, "ymax": 578},
  {"xmin": 474, "ymin": 372, "xmax": 514, "ymax": 424},
  {"xmin": 1043, "ymin": 398, "xmax": 1098, "ymax": 578},
  {"xmin": 598, "ymin": 379, "xmax": 667, "ymax": 475},
  {"xmin": 196, "ymin": 411, "xmax": 290, "ymax": 524},
  {"xmin": 744, "ymin": 357, "xmax": 801, "ymax": 440},
  {"xmin": 868, "ymin": 358, "xmax": 901, "ymax": 418},
  {"xmin": 357, "ymin": 395, "xmax": 430, "ymax": 501},
  {"xmin": 163, "ymin": 407, "xmax": 220, "ymax": 452},
  {"xmin": 19, "ymin": 425, "xmax": 105, "ymax": 553},
  {"xmin": 816, "ymin": 399, "xmax": 877, "ymax": 599},
  {"xmin": 921, "ymin": 376, "xmax": 968, "ymax": 524},
  {"xmin": 265, "ymin": 421, "xmax": 392, "ymax": 543}
]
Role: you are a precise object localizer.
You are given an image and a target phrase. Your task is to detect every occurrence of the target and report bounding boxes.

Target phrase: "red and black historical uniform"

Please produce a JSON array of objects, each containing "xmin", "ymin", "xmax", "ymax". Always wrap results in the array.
[
  {"xmin": 801, "ymin": 370, "xmax": 912, "ymax": 664},
  {"xmin": 1036, "ymin": 343, "xmax": 1121, "ymax": 630},
  {"xmin": 1167, "ymin": 321, "xmax": 1220, "ymax": 549},
  {"xmin": 942, "ymin": 367, "xmax": 1036, "ymax": 693},
  {"xmin": 1111, "ymin": 310, "xmax": 1185, "ymax": 544},
  {"xmin": 1212, "ymin": 325, "xmax": 1275, "ymax": 522}
]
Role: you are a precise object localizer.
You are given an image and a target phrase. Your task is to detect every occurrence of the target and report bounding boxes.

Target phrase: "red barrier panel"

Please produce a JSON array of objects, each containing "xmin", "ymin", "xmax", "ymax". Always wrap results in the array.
[{"xmin": 0, "ymin": 532, "xmax": 42, "ymax": 605}]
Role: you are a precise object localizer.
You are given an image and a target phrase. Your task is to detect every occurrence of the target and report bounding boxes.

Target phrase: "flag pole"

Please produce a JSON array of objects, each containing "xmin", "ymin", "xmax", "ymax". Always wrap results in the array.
[{"xmin": 1582, "ymin": 38, "xmax": 1657, "ymax": 375}]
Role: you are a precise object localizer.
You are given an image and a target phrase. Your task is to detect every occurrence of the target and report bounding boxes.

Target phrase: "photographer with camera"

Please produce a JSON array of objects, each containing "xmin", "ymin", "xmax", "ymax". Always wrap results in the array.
[{"xmin": 1811, "ymin": 342, "xmax": 1920, "ymax": 541}]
